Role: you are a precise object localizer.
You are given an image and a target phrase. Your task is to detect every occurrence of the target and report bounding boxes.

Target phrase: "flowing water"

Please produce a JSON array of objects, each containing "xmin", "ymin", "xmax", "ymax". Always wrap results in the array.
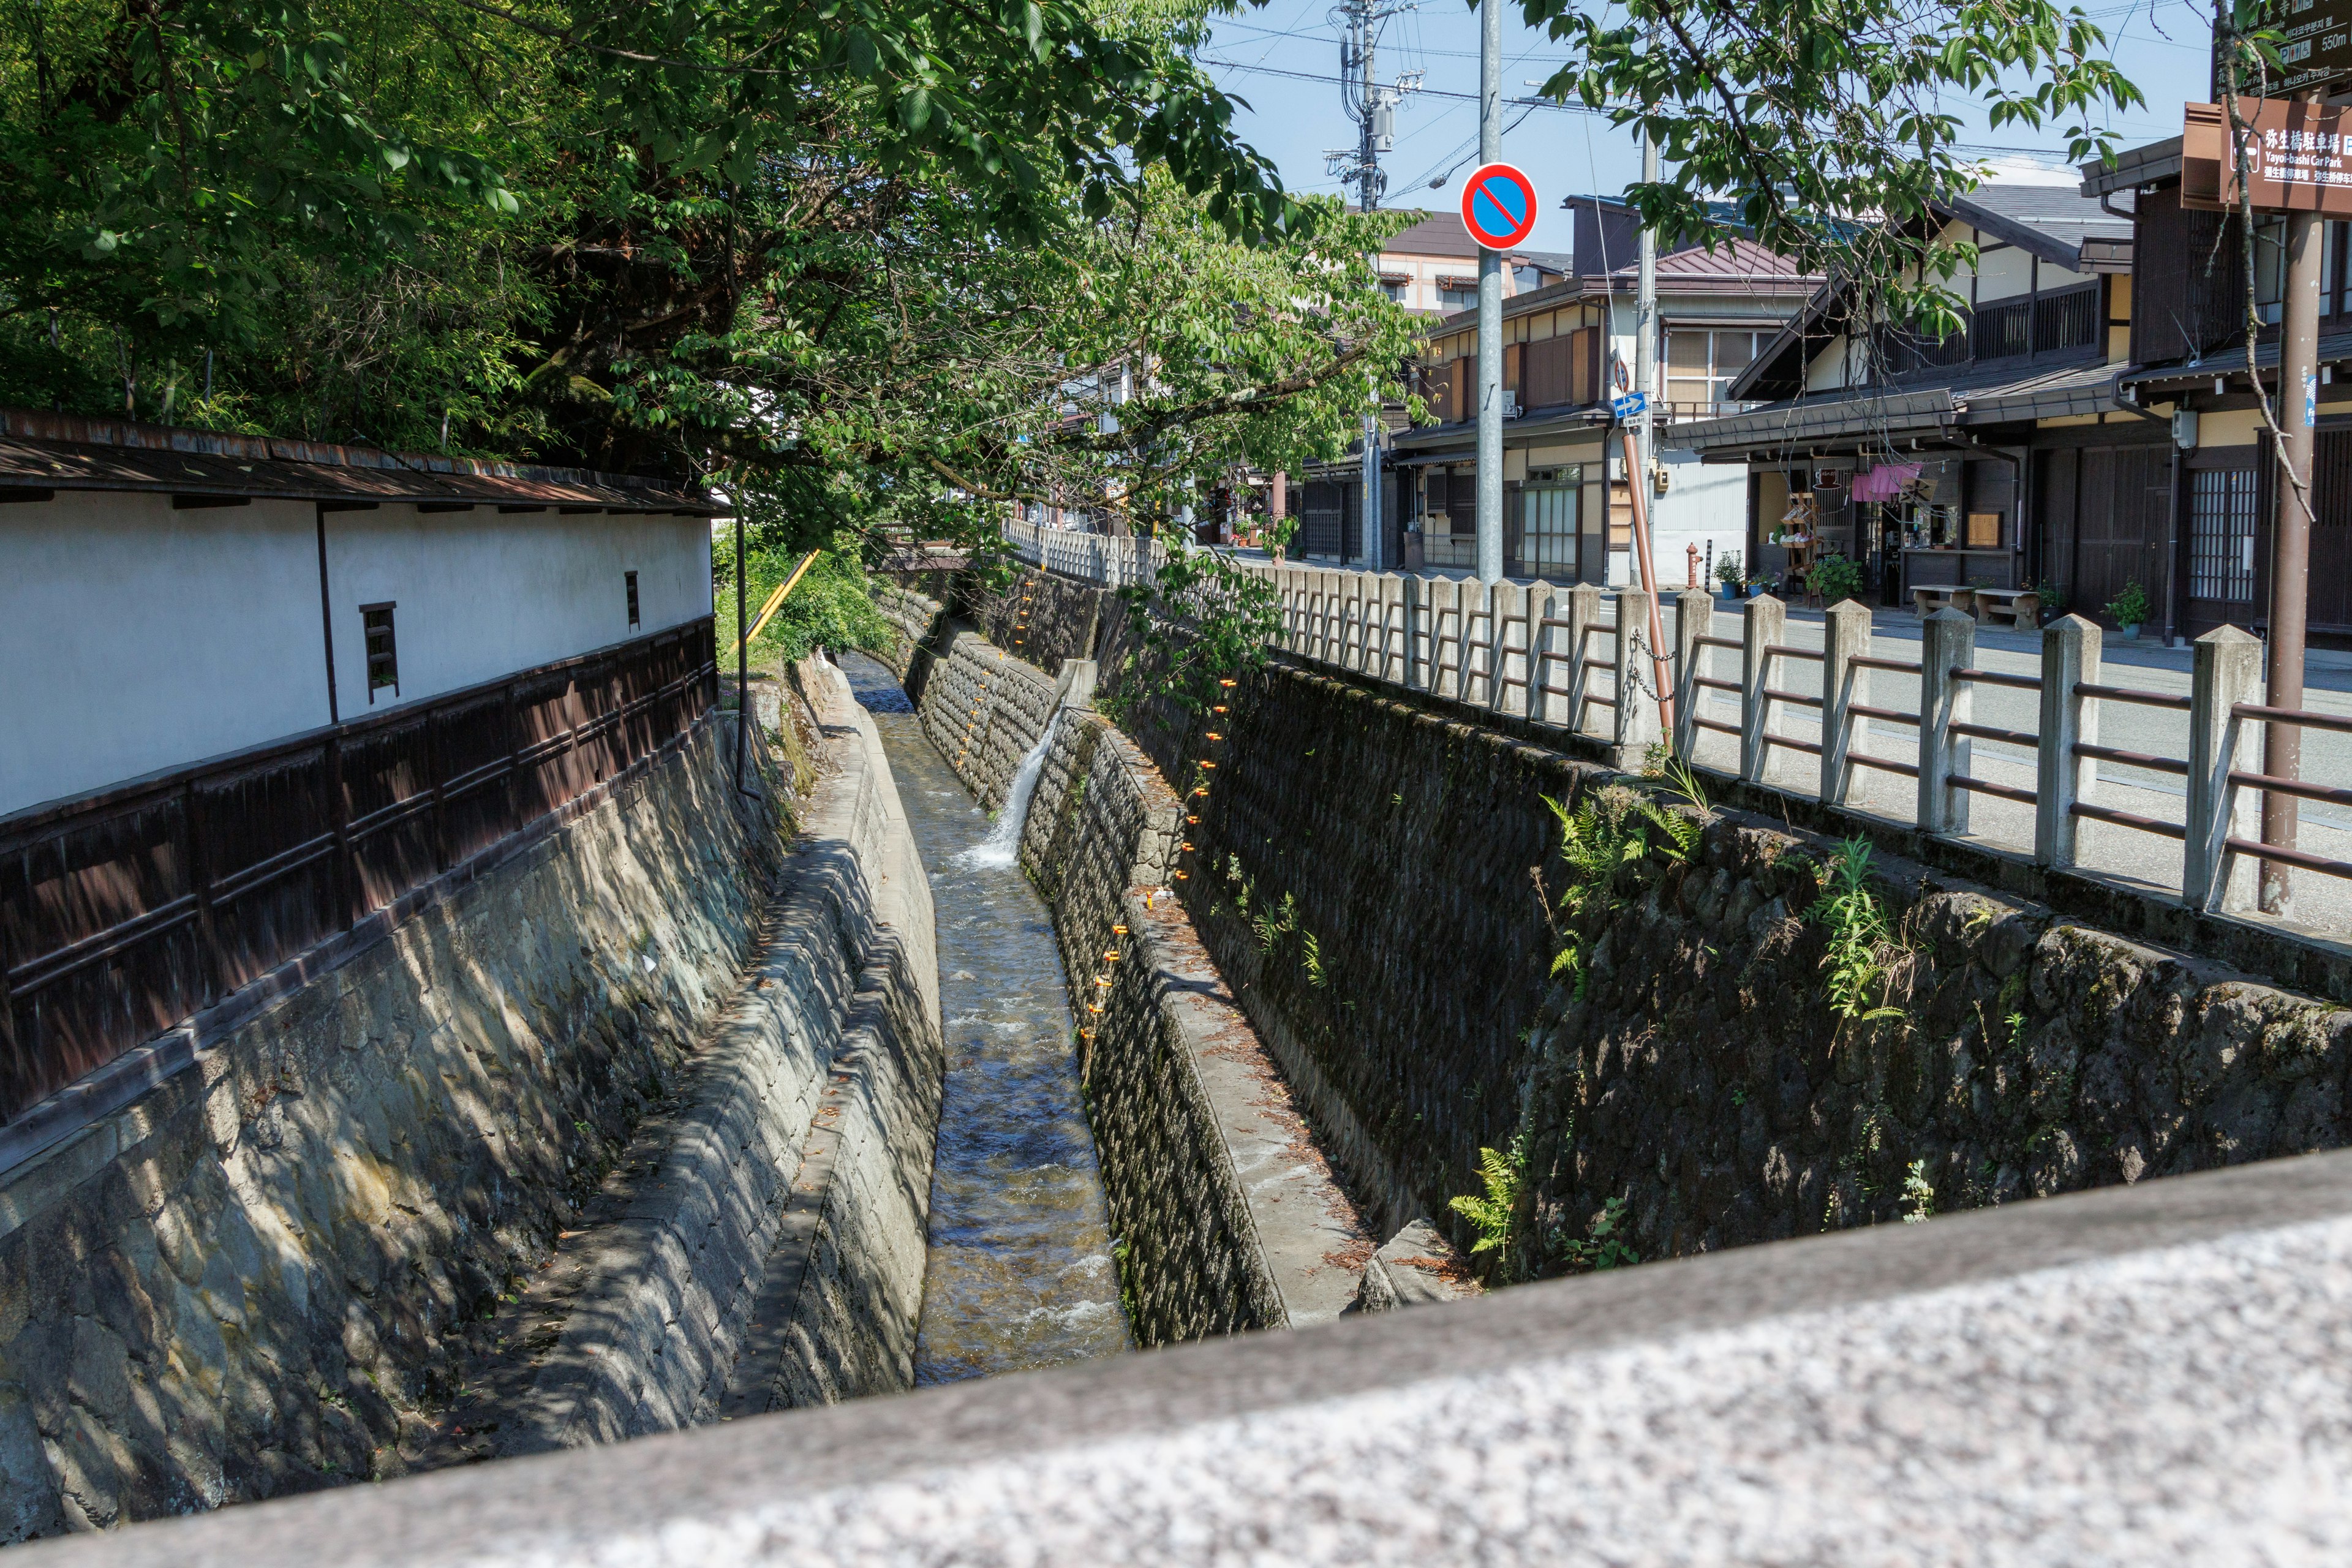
[
  {"xmin": 836, "ymin": 652, "xmax": 1131, "ymax": 1382},
  {"xmin": 960, "ymin": 714, "xmax": 1060, "ymax": 870}
]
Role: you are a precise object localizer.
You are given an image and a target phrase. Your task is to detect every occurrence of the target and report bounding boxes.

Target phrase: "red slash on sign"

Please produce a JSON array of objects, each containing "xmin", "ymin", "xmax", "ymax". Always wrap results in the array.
[{"xmin": 1460, "ymin": 162, "xmax": 1539, "ymax": 251}]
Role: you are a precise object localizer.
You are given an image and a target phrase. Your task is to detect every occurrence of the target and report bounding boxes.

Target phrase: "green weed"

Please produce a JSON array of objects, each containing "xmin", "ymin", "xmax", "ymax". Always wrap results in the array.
[
  {"xmin": 1449, "ymin": 1138, "xmax": 1528, "ymax": 1273},
  {"xmin": 1807, "ymin": 837, "xmax": 1907, "ymax": 1023}
]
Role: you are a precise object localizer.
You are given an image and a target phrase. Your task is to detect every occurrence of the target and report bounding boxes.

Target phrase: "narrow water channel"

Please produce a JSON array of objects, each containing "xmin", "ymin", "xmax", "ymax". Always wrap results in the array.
[{"xmin": 837, "ymin": 652, "xmax": 1133, "ymax": 1382}]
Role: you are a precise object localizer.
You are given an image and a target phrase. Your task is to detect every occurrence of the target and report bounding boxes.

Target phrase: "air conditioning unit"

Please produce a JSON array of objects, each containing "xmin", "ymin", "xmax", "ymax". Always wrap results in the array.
[{"xmin": 1502, "ymin": 390, "xmax": 1521, "ymax": 420}]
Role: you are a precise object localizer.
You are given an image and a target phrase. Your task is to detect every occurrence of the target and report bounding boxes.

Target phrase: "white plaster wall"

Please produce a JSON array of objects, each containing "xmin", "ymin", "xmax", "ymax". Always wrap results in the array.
[
  {"xmin": 322, "ymin": 507, "xmax": 713, "ymax": 715},
  {"xmin": 1975, "ymin": 243, "xmax": 2036, "ymax": 304},
  {"xmin": 1, "ymin": 492, "xmax": 332, "ymax": 818},
  {"xmin": 1, "ymin": 496, "xmax": 714, "ymax": 821},
  {"xmin": 1652, "ymin": 451, "xmax": 1751, "ymax": 590}
]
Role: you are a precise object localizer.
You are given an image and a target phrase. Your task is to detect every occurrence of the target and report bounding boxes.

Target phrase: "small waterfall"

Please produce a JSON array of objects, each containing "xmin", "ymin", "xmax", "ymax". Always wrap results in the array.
[{"xmin": 961, "ymin": 712, "xmax": 1060, "ymax": 869}]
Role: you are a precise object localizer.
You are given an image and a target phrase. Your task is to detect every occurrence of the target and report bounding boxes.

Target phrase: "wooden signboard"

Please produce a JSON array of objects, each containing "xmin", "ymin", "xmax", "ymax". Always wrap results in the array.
[
  {"xmin": 2215, "ymin": 0, "xmax": 2352, "ymax": 97},
  {"xmin": 2182, "ymin": 98, "xmax": 2352, "ymax": 214}
]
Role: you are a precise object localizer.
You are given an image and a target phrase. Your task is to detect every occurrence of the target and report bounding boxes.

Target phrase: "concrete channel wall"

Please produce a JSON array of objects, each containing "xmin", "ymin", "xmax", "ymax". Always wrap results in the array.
[
  {"xmin": 0, "ymin": 664, "xmax": 943, "ymax": 1540},
  {"xmin": 875, "ymin": 586, "xmax": 1373, "ymax": 1341}
]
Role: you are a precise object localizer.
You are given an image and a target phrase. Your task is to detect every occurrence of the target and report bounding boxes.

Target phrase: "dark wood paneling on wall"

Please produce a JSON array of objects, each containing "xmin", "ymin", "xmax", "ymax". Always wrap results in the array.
[{"xmin": 0, "ymin": 620, "xmax": 718, "ymax": 1125}]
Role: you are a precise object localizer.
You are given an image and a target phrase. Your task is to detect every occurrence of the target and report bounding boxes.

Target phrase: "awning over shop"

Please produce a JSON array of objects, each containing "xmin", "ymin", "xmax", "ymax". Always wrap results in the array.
[{"xmin": 1676, "ymin": 357, "xmax": 2130, "ymax": 462}]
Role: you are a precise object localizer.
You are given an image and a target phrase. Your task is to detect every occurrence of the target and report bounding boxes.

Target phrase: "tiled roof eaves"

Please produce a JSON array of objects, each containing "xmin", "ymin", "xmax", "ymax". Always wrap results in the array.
[{"xmin": 0, "ymin": 409, "xmax": 719, "ymax": 514}]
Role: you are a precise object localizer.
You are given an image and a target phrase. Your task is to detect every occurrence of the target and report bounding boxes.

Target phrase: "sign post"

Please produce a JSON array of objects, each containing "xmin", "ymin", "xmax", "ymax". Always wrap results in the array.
[
  {"xmin": 1461, "ymin": 151, "xmax": 1534, "ymax": 586},
  {"xmin": 2182, "ymin": 92, "xmax": 2336, "ymax": 913}
]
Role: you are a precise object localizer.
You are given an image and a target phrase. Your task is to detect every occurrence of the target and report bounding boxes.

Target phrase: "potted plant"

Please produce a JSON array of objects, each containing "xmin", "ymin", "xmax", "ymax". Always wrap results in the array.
[
  {"xmin": 2034, "ymin": 579, "xmax": 2068, "ymax": 628},
  {"xmin": 1716, "ymin": 550, "xmax": 1744, "ymax": 601},
  {"xmin": 1806, "ymin": 554, "xmax": 1866, "ymax": 605},
  {"xmin": 2104, "ymin": 579, "xmax": 2152, "ymax": 639}
]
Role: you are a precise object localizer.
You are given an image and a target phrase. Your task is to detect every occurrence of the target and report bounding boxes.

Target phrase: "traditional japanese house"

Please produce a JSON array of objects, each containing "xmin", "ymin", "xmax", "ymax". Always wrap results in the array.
[{"xmin": 1673, "ymin": 176, "xmax": 2139, "ymax": 615}]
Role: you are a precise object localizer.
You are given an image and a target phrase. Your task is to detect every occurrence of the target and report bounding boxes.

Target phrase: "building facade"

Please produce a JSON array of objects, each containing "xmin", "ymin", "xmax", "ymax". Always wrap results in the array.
[
  {"xmin": 1673, "ymin": 178, "xmax": 2139, "ymax": 612},
  {"xmin": 1379, "ymin": 196, "xmax": 1817, "ymax": 585}
]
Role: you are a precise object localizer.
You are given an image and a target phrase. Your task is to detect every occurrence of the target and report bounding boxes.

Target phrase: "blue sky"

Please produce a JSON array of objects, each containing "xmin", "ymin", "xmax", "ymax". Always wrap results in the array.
[{"xmin": 1197, "ymin": 0, "xmax": 2220, "ymax": 254}]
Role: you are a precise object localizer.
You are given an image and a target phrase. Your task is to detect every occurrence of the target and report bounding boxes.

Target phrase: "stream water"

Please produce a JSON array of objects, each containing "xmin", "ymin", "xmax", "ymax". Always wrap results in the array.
[{"xmin": 837, "ymin": 652, "xmax": 1132, "ymax": 1382}]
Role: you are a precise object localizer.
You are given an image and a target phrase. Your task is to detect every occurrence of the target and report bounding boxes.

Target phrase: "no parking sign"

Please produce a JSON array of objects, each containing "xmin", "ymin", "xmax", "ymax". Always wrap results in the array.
[{"xmin": 1460, "ymin": 162, "xmax": 1539, "ymax": 251}]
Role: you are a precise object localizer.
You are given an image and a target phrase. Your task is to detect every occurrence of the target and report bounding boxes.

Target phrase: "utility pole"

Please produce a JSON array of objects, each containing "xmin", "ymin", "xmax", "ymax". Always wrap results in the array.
[
  {"xmin": 2263, "ymin": 171, "xmax": 2324, "ymax": 916},
  {"xmin": 1325, "ymin": 0, "xmax": 1417, "ymax": 571},
  {"xmin": 1474, "ymin": 0, "xmax": 1503, "ymax": 584},
  {"xmin": 1324, "ymin": 0, "xmax": 1421, "ymax": 214}
]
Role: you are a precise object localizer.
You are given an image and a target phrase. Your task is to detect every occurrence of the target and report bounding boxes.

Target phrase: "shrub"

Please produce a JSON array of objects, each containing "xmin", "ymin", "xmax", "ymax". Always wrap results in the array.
[{"xmin": 1716, "ymin": 549, "xmax": 1744, "ymax": 587}]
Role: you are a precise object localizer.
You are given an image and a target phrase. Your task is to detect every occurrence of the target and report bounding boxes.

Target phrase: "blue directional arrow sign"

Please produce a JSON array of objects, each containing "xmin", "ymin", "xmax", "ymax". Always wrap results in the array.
[{"xmin": 1611, "ymin": 391, "xmax": 1648, "ymax": 421}]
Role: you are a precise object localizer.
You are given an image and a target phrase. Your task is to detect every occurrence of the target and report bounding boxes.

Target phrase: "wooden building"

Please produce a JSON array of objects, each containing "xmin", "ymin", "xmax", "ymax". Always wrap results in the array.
[
  {"xmin": 2088, "ymin": 137, "xmax": 2352, "ymax": 645},
  {"xmin": 1674, "ymin": 178, "xmax": 2141, "ymax": 613}
]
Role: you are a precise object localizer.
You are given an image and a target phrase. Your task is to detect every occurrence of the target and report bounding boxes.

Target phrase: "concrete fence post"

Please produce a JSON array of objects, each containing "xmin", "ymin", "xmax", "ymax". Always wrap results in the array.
[
  {"xmin": 1614, "ymin": 587, "xmax": 1659, "ymax": 764},
  {"xmin": 1519, "ymin": 583, "xmax": 1553, "ymax": 720},
  {"xmin": 2187, "ymin": 624, "xmax": 2263, "ymax": 913},
  {"xmin": 2035, "ymin": 614, "xmax": 2102, "ymax": 869},
  {"xmin": 1564, "ymin": 584, "xmax": 1602, "ymax": 737},
  {"xmin": 1917, "ymin": 607, "xmax": 1976, "ymax": 836},
  {"xmin": 1740, "ymin": 594, "xmax": 1785, "ymax": 783},
  {"xmin": 1355, "ymin": 575, "xmax": 1376, "ymax": 674},
  {"xmin": 1403, "ymin": 574, "xmax": 1427, "ymax": 690},
  {"xmin": 1819, "ymin": 598, "xmax": 1872, "ymax": 809},
  {"xmin": 1673, "ymin": 588, "xmax": 1711, "ymax": 760},
  {"xmin": 1468, "ymin": 580, "xmax": 1499, "ymax": 707},
  {"xmin": 1429, "ymin": 577, "xmax": 1463, "ymax": 700}
]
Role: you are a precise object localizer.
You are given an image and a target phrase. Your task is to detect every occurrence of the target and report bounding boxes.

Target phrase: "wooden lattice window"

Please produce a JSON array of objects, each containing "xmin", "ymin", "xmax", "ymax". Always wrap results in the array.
[
  {"xmin": 626, "ymin": 570, "xmax": 641, "ymax": 628},
  {"xmin": 361, "ymin": 602, "xmax": 399, "ymax": 701}
]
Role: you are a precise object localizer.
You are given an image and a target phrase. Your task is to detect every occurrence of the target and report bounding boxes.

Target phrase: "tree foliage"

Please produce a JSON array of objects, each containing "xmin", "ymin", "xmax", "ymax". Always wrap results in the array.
[{"xmin": 1521, "ymin": 0, "xmax": 2145, "ymax": 336}]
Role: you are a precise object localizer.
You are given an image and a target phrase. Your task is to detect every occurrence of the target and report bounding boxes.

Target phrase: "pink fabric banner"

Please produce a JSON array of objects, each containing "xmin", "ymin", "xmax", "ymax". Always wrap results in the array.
[{"xmin": 1849, "ymin": 462, "xmax": 1921, "ymax": 503}]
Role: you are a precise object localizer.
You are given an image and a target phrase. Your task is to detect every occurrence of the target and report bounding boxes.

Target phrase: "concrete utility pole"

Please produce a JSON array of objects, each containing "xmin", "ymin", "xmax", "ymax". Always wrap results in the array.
[
  {"xmin": 2263, "ymin": 189, "xmax": 2324, "ymax": 916},
  {"xmin": 1325, "ymin": 0, "xmax": 1416, "ymax": 570},
  {"xmin": 1325, "ymin": 0, "xmax": 1420, "ymax": 213},
  {"xmin": 1474, "ymin": 0, "xmax": 1503, "ymax": 583}
]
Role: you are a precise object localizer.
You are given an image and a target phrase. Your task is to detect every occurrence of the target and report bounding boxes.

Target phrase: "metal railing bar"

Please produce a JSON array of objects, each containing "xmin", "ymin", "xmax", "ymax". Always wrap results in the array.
[
  {"xmin": 1949, "ymin": 720, "xmax": 2037, "ymax": 748},
  {"xmin": 2223, "ymin": 834, "xmax": 2352, "ymax": 880},
  {"xmin": 2071, "ymin": 801, "xmax": 2187, "ymax": 840},
  {"xmin": 2231, "ymin": 703, "xmax": 2352, "ymax": 737},
  {"xmin": 1766, "ymin": 734, "xmax": 1824, "ymax": 756},
  {"xmin": 1850, "ymin": 753, "xmax": 1921, "ymax": 778},
  {"xmin": 1692, "ymin": 677, "xmax": 1741, "ymax": 694},
  {"xmin": 1850, "ymin": 655, "xmax": 1923, "ymax": 675},
  {"xmin": 1848, "ymin": 703, "xmax": 1920, "ymax": 725},
  {"xmin": 1692, "ymin": 717, "xmax": 1741, "ymax": 737},
  {"xmin": 2075, "ymin": 742, "xmax": 2187, "ymax": 776},
  {"xmin": 1692, "ymin": 635, "xmax": 1742, "ymax": 651},
  {"xmin": 1761, "ymin": 686, "xmax": 1824, "ymax": 709},
  {"xmin": 1952, "ymin": 666, "xmax": 2041, "ymax": 691},
  {"xmin": 1766, "ymin": 646, "xmax": 1825, "ymax": 663},
  {"xmin": 2228, "ymin": 769, "xmax": 2352, "ymax": 810},
  {"xmin": 1950, "ymin": 774, "xmax": 2037, "ymax": 805}
]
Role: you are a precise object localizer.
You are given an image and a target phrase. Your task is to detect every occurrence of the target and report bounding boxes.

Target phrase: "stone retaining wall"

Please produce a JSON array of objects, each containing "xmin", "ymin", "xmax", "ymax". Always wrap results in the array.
[
  {"xmin": 0, "ymin": 716, "xmax": 782, "ymax": 1539},
  {"xmin": 1157, "ymin": 653, "xmax": 2352, "ymax": 1276},
  {"xmin": 0, "ymin": 660, "xmax": 947, "ymax": 1540},
  {"xmin": 449, "ymin": 659, "xmax": 942, "ymax": 1453},
  {"xmin": 875, "ymin": 590, "xmax": 1368, "ymax": 1341}
]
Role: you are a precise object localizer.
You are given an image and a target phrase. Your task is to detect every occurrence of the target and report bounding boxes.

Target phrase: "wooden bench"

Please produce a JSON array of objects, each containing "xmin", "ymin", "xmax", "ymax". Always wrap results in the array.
[
  {"xmin": 1912, "ymin": 584, "xmax": 1977, "ymax": 618},
  {"xmin": 1969, "ymin": 587, "xmax": 2042, "ymax": 629}
]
